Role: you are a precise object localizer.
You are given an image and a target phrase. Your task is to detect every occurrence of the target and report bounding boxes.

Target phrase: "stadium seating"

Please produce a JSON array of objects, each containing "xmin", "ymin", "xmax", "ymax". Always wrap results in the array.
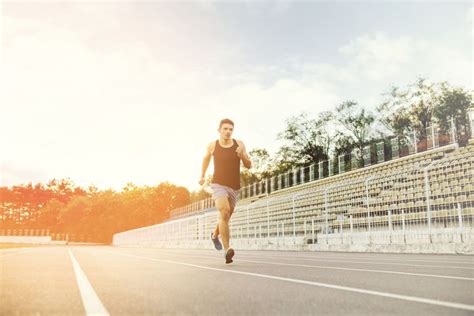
[{"xmin": 113, "ymin": 142, "xmax": 474, "ymax": 248}]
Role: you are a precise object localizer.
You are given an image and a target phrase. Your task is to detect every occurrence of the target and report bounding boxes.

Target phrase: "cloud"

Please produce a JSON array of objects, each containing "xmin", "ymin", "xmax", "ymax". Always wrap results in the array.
[
  {"xmin": 338, "ymin": 32, "xmax": 416, "ymax": 81},
  {"xmin": 297, "ymin": 30, "xmax": 471, "ymax": 101},
  {"xmin": 0, "ymin": 4, "xmax": 471, "ymax": 192}
]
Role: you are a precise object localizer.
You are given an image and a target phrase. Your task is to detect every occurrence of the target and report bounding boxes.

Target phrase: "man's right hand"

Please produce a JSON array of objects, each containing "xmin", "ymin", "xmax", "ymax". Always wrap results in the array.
[{"xmin": 199, "ymin": 177, "xmax": 205, "ymax": 186}]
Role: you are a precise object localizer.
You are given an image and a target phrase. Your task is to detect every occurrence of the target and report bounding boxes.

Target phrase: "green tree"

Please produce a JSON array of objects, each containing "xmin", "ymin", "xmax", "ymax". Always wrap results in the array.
[
  {"xmin": 240, "ymin": 148, "xmax": 272, "ymax": 186},
  {"xmin": 190, "ymin": 188, "xmax": 212, "ymax": 203},
  {"xmin": 378, "ymin": 78, "xmax": 442, "ymax": 143},
  {"xmin": 56, "ymin": 195, "xmax": 89, "ymax": 232},
  {"xmin": 275, "ymin": 112, "xmax": 334, "ymax": 173},
  {"xmin": 335, "ymin": 100, "xmax": 375, "ymax": 155},
  {"xmin": 36, "ymin": 198, "xmax": 65, "ymax": 229},
  {"xmin": 435, "ymin": 83, "xmax": 473, "ymax": 144}
]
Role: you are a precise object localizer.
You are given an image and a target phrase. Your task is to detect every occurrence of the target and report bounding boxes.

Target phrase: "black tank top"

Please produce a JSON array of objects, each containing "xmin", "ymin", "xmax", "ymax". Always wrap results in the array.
[{"xmin": 212, "ymin": 139, "xmax": 241, "ymax": 190}]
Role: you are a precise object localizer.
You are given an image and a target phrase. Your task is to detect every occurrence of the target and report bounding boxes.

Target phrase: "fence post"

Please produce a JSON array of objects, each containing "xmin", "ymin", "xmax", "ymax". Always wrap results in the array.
[
  {"xmin": 413, "ymin": 130, "xmax": 417, "ymax": 153},
  {"xmin": 292, "ymin": 194, "xmax": 298, "ymax": 244},
  {"xmin": 458, "ymin": 203, "xmax": 463, "ymax": 243},
  {"xmin": 365, "ymin": 176, "xmax": 373, "ymax": 233},
  {"xmin": 349, "ymin": 215, "xmax": 353, "ymax": 244},
  {"xmin": 254, "ymin": 225, "xmax": 257, "ymax": 244},
  {"xmin": 339, "ymin": 215, "xmax": 343, "ymax": 244},
  {"xmin": 324, "ymin": 188, "xmax": 329, "ymax": 244},
  {"xmin": 282, "ymin": 222, "xmax": 285, "ymax": 241},
  {"xmin": 388, "ymin": 210, "xmax": 393, "ymax": 244},
  {"xmin": 304, "ymin": 220, "xmax": 307, "ymax": 239},
  {"xmin": 276, "ymin": 222, "xmax": 279, "ymax": 245},
  {"xmin": 247, "ymin": 204, "xmax": 250, "ymax": 241},
  {"xmin": 196, "ymin": 218, "xmax": 199, "ymax": 241},
  {"xmin": 450, "ymin": 116, "xmax": 457, "ymax": 144},
  {"xmin": 266, "ymin": 195, "xmax": 270, "ymax": 241},
  {"xmin": 402, "ymin": 209, "xmax": 406, "ymax": 244},
  {"xmin": 203, "ymin": 216, "xmax": 207, "ymax": 244},
  {"xmin": 388, "ymin": 210, "xmax": 392, "ymax": 231},
  {"xmin": 423, "ymin": 164, "xmax": 433, "ymax": 243}
]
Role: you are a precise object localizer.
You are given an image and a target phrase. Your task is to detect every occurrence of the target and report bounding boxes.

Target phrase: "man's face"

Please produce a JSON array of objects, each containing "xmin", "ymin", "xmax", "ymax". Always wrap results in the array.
[{"xmin": 219, "ymin": 123, "xmax": 234, "ymax": 140}]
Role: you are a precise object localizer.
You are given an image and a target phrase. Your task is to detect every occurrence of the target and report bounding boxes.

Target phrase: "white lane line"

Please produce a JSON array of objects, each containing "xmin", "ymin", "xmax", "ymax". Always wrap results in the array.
[
  {"xmin": 0, "ymin": 248, "xmax": 34, "ymax": 258},
  {"xmin": 129, "ymin": 251, "xmax": 473, "ymax": 282},
  {"xmin": 319, "ymin": 255, "xmax": 474, "ymax": 264},
  {"xmin": 109, "ymin": 248, "xmax": 474, "ymax": 270},
  {"xmin": 236, "ymin": 258, "xmax": 474, "ymax": 281},
  {"xmin": 237, "ymin": 254, "xmax": 474, "ymax": 270},
  {"xmin": 135, "ymin": 249, "xmax": 474, "ymax": 270},
  {"xmin": 68, "ymin": 248, "xmax": 110, "ymax": 316},
  {"xmin": 237, "ymin": 253, "xmax": 474, "ymax": 265},
  {"xmin": 105, "ymin": 250, "xmax": 474, "ymax": 312},
  {"xmin": 145, "ymin": 249, "xmax": 474, "ymax": 265}
]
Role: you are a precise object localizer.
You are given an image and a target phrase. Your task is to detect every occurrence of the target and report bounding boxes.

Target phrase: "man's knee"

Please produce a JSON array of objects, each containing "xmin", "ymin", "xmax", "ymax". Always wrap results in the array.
[
  {"xmin": 219, "ymin": 202, "xmax": 230, "ymax": 213},
  {"xmin": 219, "ymin": 208, "xmax": 231, "ymax": 221}
]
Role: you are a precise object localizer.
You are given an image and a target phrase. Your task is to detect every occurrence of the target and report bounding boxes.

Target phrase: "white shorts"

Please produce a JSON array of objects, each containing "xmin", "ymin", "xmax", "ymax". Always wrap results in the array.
[{"xmin": 211, "ymin": 183, "xmax": 240, "ymax": 210}]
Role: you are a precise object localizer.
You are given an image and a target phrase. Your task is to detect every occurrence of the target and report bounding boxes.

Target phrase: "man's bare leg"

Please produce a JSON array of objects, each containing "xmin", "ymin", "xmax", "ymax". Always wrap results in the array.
[
  {"xmin": 212, "ymin": 198, "xmax": 234, "ymax": 239},
  {"xmin": 212, "ymin": 224, "xmax": 219, "ymax": 239},
  {"xmin": 212, "ymin": 208, "xmax": 234, "ymax": 238},
  {"xmin": 215, "ymin": 197, "xmax": 232, "ymax": 251}
]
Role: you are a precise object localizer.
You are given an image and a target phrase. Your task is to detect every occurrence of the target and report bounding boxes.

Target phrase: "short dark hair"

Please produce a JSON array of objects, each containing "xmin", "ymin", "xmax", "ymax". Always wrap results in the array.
[{"xmin": 219, "ymin": 118, "xmax": 234, "ymax": 129}]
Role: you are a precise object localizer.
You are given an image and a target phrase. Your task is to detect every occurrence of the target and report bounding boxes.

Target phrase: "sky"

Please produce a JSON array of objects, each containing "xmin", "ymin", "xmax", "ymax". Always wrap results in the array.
[{"xmin": 0, "ymin": 1, "xmax": 472, "ymax": 193}]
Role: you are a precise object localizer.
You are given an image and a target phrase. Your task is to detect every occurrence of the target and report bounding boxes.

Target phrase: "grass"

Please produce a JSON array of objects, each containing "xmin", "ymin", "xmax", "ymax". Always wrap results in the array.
[{"xmin": 0, "ymin": 243, "xmax": 48, "ymax": 249}]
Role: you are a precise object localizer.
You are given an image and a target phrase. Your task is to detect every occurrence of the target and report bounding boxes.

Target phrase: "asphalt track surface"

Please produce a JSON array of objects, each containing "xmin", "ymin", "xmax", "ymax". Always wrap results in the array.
[{"xmin": 1, "ymin": 245, "xmax": 473, "ymax": 315}]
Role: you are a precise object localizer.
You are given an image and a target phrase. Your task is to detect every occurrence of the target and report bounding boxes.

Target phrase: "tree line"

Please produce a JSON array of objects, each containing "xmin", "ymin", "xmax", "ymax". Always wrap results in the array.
[{"xmin": 0, "ymin": 179, "xmax": 207, "ymax": 243}]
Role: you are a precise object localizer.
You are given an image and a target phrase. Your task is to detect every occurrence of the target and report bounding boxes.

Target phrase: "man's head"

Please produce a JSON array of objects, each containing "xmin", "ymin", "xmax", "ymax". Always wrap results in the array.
[{"xmin": 218, "ymin": 118, "xmax": 234, "ymax": 140}]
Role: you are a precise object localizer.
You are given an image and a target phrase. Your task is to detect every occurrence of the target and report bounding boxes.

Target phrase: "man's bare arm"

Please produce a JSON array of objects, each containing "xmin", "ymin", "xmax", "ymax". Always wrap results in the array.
[
  {"xmin": 201, "ymin": 155, "xmax": 211, "ymax": 178},
  {"xmin": 199, "ymin": 143, "xmax": 213, "ymax": 185},
  {"xmin": 236, "ymin": 140, "xmax": 252, "ymax": 169}
]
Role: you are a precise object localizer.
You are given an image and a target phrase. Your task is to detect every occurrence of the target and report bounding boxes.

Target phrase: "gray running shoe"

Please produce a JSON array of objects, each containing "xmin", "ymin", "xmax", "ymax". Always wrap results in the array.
[{"xmin": 211, "ymin": 233, "xmax": 222, "ymax": 251}]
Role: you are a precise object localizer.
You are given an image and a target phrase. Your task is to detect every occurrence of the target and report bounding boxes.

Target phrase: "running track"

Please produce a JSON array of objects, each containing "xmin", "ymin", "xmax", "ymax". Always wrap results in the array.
[{"xmin": 1, "ymin": 245, "xmax": 473, "ymax": 315}]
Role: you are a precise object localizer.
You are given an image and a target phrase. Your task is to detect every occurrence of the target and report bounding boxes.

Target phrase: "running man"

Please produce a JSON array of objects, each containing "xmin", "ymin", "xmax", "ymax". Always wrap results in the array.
[{"xmin": 199, "ymin": 118, "xmax": 252, "ymax": 264}]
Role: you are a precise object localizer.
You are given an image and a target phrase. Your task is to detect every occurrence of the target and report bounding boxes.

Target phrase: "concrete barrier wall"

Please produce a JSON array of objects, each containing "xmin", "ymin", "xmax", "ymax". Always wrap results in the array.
[
  {"xmin": 113, "ymin": 223, "xmax": 474, "ymax": 254},
  {"xmin": 0, "ymin": 236, "xmax": 66, "ymax": 244}
]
